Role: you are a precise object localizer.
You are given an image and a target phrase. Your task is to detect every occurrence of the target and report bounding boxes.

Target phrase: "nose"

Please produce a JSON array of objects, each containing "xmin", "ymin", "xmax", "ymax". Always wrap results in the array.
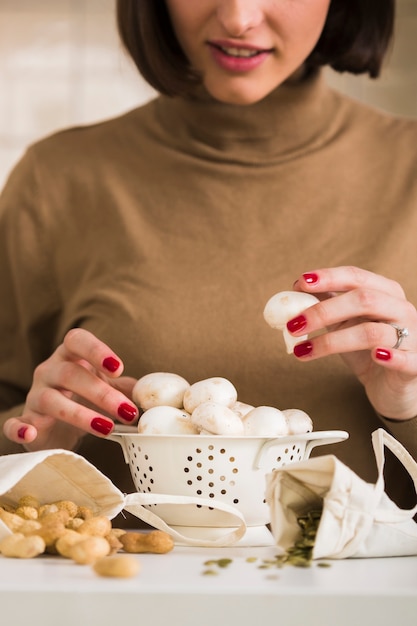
[{"xmin": 216, "ymin": 0, "xmax": 264, "ymax": 37}]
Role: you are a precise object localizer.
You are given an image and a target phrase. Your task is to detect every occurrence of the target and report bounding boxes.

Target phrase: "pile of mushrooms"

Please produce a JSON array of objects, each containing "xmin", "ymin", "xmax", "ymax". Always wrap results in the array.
[
  {"xmin": 133, "ymin": 374, "xmax": 312, "ymax": 438},
  {"xmin": 132, "ymin": 291, "xmax": 316, "ymax": 437}
]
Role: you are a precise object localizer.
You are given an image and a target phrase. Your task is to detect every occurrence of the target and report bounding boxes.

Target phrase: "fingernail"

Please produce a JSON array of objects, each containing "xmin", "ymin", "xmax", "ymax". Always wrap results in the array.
[
  {"xmin": 375, "ymin": 348, "xmax": 392, "ymax": 361},
  {"xmin": 287, "ymin": 315, "xmax": 307, "ymax": 334},
  {"xmin": 91, "ymin": 417, "xmax": 114, "ymax": 435},
  {"xmin": 18, "ymin": 426, "xmax": 28, "ymax": 440},
  {"xmin": 117, "ymin": 403, "xmax": 138, "ymax": 422},
  {"xmin": 103, "ymin": 356, "xmax": 120, "ymax": 372},
  {"xmin": 303, "ymin": 273, "xmax": 319, "ymax": 284},
  {"xmin": 293, "ymin": 341, "xmax": 313, "ymax": 358}
]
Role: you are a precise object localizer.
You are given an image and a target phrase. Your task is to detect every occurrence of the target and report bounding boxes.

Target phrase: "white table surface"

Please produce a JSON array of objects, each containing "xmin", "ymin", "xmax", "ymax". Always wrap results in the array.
[{"xmin": 1, "ymin": 544, "xmax": 416, "ymax": 626}]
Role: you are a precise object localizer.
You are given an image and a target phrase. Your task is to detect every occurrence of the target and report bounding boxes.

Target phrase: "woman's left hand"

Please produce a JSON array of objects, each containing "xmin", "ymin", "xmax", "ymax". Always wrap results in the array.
[{"xmin": 287, "ymin": 266, "xmax": 417, "ymax": 421}]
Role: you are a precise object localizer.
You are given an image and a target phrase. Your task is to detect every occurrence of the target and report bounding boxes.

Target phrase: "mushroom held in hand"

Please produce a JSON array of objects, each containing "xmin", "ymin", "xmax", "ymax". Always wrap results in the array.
[
  {"xmin": 263, "ymin": 290, "xmax": 319, "ymax": 353},
  {"xmin": 191, "ymin": 402, "xmax": 244, "ymax": 436},
  {"xmin": 242, "ymin": 406, "xmax": 289, "ymax": 437},
  {"xmin": 183, "ymin": 377, "xmax": 238, "ymax": 414},
  {"xmin": 138, "ymin": 406, "xmax": 198, "ymax": 435},
  {"xmin": 132, "ymin": 372, "xmax": 190, "ymax": 410}
]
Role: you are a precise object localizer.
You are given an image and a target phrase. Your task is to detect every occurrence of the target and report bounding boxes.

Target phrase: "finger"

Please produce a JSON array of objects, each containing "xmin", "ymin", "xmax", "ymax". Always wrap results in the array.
[
  {"xmin": 31, "ymin": 361, "xmax": 138, "ymax": 424},
  {"xmin": 3, "ymin": 417, "xmax": 38, "ymax": 445},
  {"xmin": 291, "ymin": 321, "xmax": 412, "ymax": 360},
  {"xmin": 373, "ymin": 347, "xmax": 417, "ymax": 377},
  {"xmin": 30, "ymin": 387, "xmax": 116, "ymax": 437},
  {"xmin": 58, "ymin": 328, "xmax": 124, "ymax": 378},
  {"xmin": 293, "ymin": 266, "xmax": 406, "ymax": 299},
  {"xmin": 286, "ymin": 290, "xmax": 416, "ymax": 338}
]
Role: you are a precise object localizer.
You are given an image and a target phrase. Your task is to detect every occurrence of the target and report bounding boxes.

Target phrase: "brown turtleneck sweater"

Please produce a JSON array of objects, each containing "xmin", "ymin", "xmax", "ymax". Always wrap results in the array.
[{"xmin": 1, "ymin": 70, "xmax": 417, "ymax": 513}]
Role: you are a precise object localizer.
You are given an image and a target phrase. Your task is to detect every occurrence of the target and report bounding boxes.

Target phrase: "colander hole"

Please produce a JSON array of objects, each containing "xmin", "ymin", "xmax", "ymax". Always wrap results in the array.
[
  {"xmin": 208, "ymin": 455, "xmax": 214, "ymax": 461},
  {"xmin": 145, "ymin": 454, "xmax": 149, "ymax": 460},
  {"xmin": 187, "ymin": 456, "xmax": 193, "ymax": 461},
  {"xmin": 232, "ymin": 468, "xmax": 238, "ymax": 474},
  {"xmin": 150, "ymin": 479, "xmax": 154, "ymax": 484},
  {"xmin": 220, "ymin": 476, "xmax": 226, "ymax": 481},
  {"xmin": 143, "ymin": 473, "xmax": 147, "ymax": 479},
  {"xmin": 285, "ymin": 448, "xmax": 289, "ymax": 454},
  {"xmin": 197, "ymin": 476, "xmax": 202, "ymax": 481},
  {"xmin": 276, "ymin": 456, "xmax": 282, "ymax": 462},
  {"xmin": 208, "ymin": 445, "xmax": 214, "ymax": 450},
  {"xmin": 187, "ymin": 480, "xmax": 192, "ymax": 485},
  {"xmin": 197, "ymin": 490, "xmax": 202, "ymax": 495},
  {"xmin": 209, "ymin": 482, "xmax": 214, "ymax": 487},
  {"xmin": 197, "ymin": 462, "xmax": 202, "ymax": 468},
  {"xmin": 230, "ymin": 481, "xmax": 236, "ymax": 486},
  {"xmin": 233, "ymin": 499, "xmax": 239, "ymax": 504},
  {"xmin": 184, "ymin": 467, "xmax": 190, "ymax": 473},
  {"xmin": 229, "ymin": 457, "xmax": 235, "ymax": 462},
  {"xmin": 208, "ymin": 469, "xmax": 214, "ymax": 474},
  {"xmin": 220, "ymin": 449, "xmax": 226, "ymax": 454},
  {"xmin": 209, "ymin": 493, "xmax": 215, "ymax": 498},
  {"xmin": 221, "ymin": 489, "xmax": 226, "ymax": 494},
  {"xmin": 149, "ymin": 466, "xmax": 153, "ymax": 471},
  {"xmin": 292, "ymin": 445, "xmax": 296, "ymax": 450},
  {"xmin": 196, "ymin": 448, "xmax": 201, "ymax": 454}
]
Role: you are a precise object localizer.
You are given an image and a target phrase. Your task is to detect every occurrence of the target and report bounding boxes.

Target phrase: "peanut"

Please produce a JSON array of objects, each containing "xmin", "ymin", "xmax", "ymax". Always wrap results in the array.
[
  {"xmin": 55, "ymin": 530, "xmax": 86, "ymax": 558},
  {"xmin": 69, "ymin": 536, "xmax": 111, "ymax": 565},
  {"xmin": 53, "ymin": 500, "xmax": 79, "ymax": 518},
  {"xmin": 120, "ymin": 530, "xmax": 174, "ymax": 554},
  {"xmin": 15, "ymin": 505, "xmax": 38, "ymax": 520},
  {"xmin": 0, "ymin": 508, "xmax": 25, "ymax": 532},
  {"xmin": 0, "ymin": 533, "xmax": 45, "ymax": 559},
  {"xmin": 77, "ymin": 516, "xmax": 112, "ymax": 537},
  {"xmin": 93, "ymin": 555, "xmax": 140, "ymax": 578},
  {"xmin": 18, "ymin": 495, "xmax": 40, "ymax": 509}
]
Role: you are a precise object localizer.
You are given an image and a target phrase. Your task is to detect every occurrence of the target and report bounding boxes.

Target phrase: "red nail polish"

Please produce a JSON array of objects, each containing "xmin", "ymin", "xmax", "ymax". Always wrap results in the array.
[
  {"xmin": 303, "ymin": 273, "xmax": 319, "ymax": 284},
  {"xmin": 103, "ymin": 356, "xmax": 120, "ymax": 373},
  {"xmin": 91, "ymin": 417, "xmax": 114, "ymax": 435},
  {"xmin": 118, "ymin": 403, "xmax": 138, "ymax": 422},
  {"xmin": 18, "ymin": 426, "xmax": 28, "ymax": 440},
  {"xmin": 287, "ymin": 315, "xmax": 307, "ymax": 334},
  {"xmin": 375, "ymin": 348, "xmax": 392, "ymax": 361},
  {"xmin": 293, "ymin": 341, "xmax": 313, "ymax": 357}
]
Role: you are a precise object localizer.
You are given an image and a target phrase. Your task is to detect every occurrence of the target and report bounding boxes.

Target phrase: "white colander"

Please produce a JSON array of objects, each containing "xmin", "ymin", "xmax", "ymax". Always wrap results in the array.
[{"xmin": 109, "ymin": 428, "xmax": 348, "ymax": 547}]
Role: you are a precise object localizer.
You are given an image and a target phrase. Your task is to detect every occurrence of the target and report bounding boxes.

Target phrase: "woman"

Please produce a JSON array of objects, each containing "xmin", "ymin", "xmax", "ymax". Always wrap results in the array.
[{"xmin": 1, "ymin": 0, "xmax": 416, "ymax": 510}]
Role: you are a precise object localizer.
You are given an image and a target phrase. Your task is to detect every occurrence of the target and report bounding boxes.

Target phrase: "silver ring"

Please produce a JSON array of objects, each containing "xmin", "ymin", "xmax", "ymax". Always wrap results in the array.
[{"xmin": 387, "ymin": 323, "xmax": 409, "ymax": 349}]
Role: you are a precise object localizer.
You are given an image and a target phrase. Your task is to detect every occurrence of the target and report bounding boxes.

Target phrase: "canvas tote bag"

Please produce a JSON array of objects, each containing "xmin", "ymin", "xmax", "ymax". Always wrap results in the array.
[{"xmin": 265, "ymin": 428, "xmax": 417, "ymax": 558}]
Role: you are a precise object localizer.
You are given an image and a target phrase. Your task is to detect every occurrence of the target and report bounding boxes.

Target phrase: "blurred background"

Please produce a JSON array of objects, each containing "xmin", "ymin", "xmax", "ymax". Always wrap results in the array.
[{"xmin": 0, "ymin": 0, "xmax": 416, "ymax": 191}]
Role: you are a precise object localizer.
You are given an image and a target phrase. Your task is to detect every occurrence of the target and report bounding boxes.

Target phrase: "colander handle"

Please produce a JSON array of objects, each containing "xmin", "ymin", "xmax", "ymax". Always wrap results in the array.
[
  {"xmin": 255, "ymin": 430, "xmax": 349, "ymax": 469},
  {"xmin": 123, "ymin": 491, "xmax": 247, "ymax": 547}
]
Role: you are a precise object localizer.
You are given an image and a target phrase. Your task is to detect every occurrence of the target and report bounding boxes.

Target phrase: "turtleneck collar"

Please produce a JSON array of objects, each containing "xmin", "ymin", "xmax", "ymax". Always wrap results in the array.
[{"xmin": 153, "ymin": 69, "xmax": 343, "ymax": 165}]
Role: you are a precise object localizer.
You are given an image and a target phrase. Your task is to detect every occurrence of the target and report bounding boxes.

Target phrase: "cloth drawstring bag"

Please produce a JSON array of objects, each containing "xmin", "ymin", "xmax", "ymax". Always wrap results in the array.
[{"xmin": 265, "ymin": 428, "xmax": 417, "ymax": 558}]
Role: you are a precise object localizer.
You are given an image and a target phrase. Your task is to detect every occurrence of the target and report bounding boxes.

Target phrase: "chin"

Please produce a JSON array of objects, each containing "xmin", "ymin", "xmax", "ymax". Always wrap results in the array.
[{"xmin": 205, "ymin": 83, "xmax": 276, "ymax": 106}]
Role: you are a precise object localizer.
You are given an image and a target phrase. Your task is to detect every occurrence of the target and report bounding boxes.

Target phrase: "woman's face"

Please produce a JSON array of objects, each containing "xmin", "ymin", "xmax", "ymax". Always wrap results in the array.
[{"xmin": 165, "ymin": 0, "xmax": 331, "ymax": 104}]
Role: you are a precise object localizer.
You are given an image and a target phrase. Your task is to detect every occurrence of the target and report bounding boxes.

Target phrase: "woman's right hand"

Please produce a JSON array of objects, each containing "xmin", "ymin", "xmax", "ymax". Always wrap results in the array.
[{"xmin": 2, "ymin": 328, "xmax": 139, "ymax": 452}]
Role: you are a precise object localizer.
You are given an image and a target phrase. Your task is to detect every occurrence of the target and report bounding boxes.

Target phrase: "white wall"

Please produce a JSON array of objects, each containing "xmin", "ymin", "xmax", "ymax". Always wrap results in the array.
[{"xmin": 0, "ymin": 0, "xmax": 416, "ymax": 190}]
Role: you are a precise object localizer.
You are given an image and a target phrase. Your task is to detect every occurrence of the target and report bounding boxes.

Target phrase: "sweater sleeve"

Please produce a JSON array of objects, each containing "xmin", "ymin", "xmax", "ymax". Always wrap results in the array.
[{"xmin": 0, "ymin": 149, "xmax": 61, "ymax": 455}]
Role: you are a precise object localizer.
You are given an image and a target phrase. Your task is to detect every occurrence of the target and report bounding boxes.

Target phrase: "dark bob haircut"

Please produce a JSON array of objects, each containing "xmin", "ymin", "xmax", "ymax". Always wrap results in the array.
[{"xmin": 116, "ymin": 0, "xmax": 395, "ymax": 97}]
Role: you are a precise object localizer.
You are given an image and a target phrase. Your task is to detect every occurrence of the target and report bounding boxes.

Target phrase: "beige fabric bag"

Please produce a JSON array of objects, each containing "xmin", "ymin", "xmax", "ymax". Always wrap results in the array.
[
  {"xmin": 265, "ymin": 428, "xmax": 417, "ymax": 558},
  {"xmin": 0, "ymin": 448, "xmax": 126, "ymax": 541}
]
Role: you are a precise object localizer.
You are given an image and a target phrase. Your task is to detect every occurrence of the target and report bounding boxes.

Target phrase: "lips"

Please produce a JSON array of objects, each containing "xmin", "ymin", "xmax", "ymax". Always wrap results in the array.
[{"xmin": 208, "ymin": 40, "xmax": 273, "ymax": 72}]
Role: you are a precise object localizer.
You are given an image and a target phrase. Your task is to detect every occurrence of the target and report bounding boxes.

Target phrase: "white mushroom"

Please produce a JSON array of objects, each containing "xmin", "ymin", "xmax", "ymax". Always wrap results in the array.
[
  {"xmin": 183, "ymin": 377, "xmax": 238, "ymax": 414},
  {"xmin": 282, "ymin": 408, "xmax": 313, "ymax": 435},
  {"xmin": 242, "ymin": 406, "xmax": 289, "ymax": 437},
  {"xmin": 263, "ymin": 290, "xmax": 320, "ymax": 353},
  {"xmin": 231, "ymin": 401, "xmax": 255, "ymax": 419},
  {"xmin": 132, "ymin": 372, "xmax": 190, "ymax": 410},
  {"xmin": 138, "ymin": 406, "xmax": 198, "ymax": 435},
  {"xmin": 191, "ymin": 402, "xmax": 244, "ymax": 436}
]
